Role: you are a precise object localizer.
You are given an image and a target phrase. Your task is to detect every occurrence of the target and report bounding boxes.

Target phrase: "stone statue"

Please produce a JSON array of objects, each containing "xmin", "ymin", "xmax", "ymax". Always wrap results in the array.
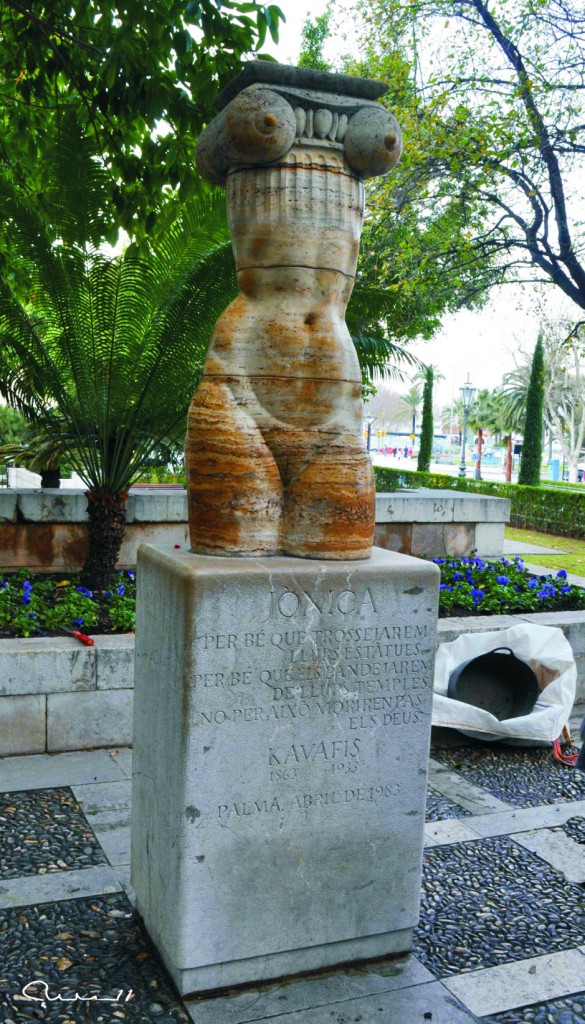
[{"xmin": 187, "ymin": 63, "xmax": 402, "ymax": 559}]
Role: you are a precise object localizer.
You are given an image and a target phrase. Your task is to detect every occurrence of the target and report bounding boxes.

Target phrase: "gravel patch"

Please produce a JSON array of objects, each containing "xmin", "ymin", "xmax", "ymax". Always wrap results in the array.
[
  {"xmin": 559, "ymin": 816, "xmax": 585, "ymax": 845},
  {"xmin": 0, "ymin": 892, "xmax": 190, "ymax": 1023},
  {"xmin": 430, "ymin": 745, "xmax": 585, "ymax": 808},
  {"xmin": 426, "ymin": 787, "xmax": 473, "ymax": 822},
  {"xmin": 0, "ymin": 789, "xmax": 106, "ymax": 880},
  {"xmin": 414, "ymin": 837, "xmax": 585, "ymax": 978},
  {"xmin": 487, "ymin": 992, "xmax": 585, "ymax": 1022}
]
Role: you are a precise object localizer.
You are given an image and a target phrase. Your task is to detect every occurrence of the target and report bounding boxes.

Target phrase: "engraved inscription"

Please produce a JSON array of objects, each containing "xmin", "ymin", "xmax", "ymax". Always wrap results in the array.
[{"xmin": 194, "ymin": 580, "xmax": 434, "ymax": 828}]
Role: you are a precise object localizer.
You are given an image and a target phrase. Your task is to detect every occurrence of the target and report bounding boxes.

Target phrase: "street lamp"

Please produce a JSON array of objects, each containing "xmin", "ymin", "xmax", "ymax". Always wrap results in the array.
[
  {"xmin": 458, "ymin": 375, "xmax": 477, "ymax": 478},
  {"xmin": 364, "ymin": 414, "xmax": 376, "ymax": 453}
]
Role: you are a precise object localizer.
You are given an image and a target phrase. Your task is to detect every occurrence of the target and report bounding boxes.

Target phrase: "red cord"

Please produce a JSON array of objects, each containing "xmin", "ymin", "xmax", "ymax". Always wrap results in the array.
[{"xmin": 552, "ymin": 738, "xmax": 579, "ymax": 766}]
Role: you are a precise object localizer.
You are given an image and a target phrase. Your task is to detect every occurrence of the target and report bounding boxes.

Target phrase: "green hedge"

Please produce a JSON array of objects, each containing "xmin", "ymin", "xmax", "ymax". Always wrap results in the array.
[{"xmin": 373, "ymin": 466, "xmax": 585, "ymax": 539}]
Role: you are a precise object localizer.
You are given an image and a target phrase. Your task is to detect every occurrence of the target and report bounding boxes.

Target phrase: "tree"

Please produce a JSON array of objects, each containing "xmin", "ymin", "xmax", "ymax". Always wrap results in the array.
[
  {"xmin": 0, "ymin": 121, "xmax": 235, "ymax": 587},
  {"xmin": 417, "ymin": 366, "xmax": 434, "ymax": 471},
  {"xmin": 518, "ymin": 336, "xmax": 545, "ymax": 486},
  {"xmin": 467, "ymin": 388, "xmax": 499, "ymax": 480},
  {"xmin": 399, "ymin": 385, "xmax": 422, "ymax": 437},
  {"xmin": 542, "ymin": 323, "xmax": 585, "ymax": 483},
  {"xmin": 358, "ymin": 0, "xmax": 585, "ymax": 316},
  {"xmin": 298, "ymin": 8, "xmax": 332, "ymax": 71},
  {"xmin": 0, "ymin": 0, "xmax": 284, "ymax": 240}
]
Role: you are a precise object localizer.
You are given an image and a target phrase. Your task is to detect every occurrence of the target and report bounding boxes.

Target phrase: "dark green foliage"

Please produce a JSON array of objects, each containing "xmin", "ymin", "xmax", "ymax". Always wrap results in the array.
[
  {"xmin": 0, "ymin": 0, "xmax": 284, "ymax": 240},
  {"xmin": 0, "ymin": 405, "xmax": 27, "ymax": 445},
  {"xmin": 298, "ymin": 11, "xmax": 331, "ymax": 71},
  {"xmin": 373, "ymin": 466, "xmax": 585, "ymax": 539},
  {"xmin": 417, "ymin": 366, "xmax": 434, "ymax": 472},
  {"xmin": 518, "ymin": 336, "xmax": 545, "ymax": 487}
]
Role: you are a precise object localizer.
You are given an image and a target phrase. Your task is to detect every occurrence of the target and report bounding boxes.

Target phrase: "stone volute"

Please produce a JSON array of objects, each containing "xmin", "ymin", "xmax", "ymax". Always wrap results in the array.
[{"xmin": 187, "ymin": 62, "xmax": 402, "ymax": 559}]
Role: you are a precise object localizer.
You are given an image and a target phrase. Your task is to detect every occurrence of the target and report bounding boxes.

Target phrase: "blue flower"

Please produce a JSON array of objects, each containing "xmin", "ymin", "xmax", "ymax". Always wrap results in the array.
[
  {"xmin": 562, "ymin": 586, "xmax": 572, "ymax": 594},
  {"xmin": 104, "ymin": 590, "xmax": 112, "ymax": 598},
  {"xmin": 500, "ymin": 557, "xmax": 510, "ymax": 566},
  {"xmin": 528, "ymin": 578, "xmax": 539, "ymax": 590},
  {"xmin": 76, "ymin": 585, "xmax": 93, "ymax": 598},
  {"xmin": 22, "ymin": 580, "xmax": 32, "ymax": 591},
  {"xmin": 473, "ymin": 558, "xmax": 485, "ymax": 570},
  {"xmin": 0, "ymin": 581, "xmax": 8, "ymax": 590},
  {"xmin": 537, "ymin": 584, "xmax": 556, "ymax": 599},
  {"xmin": 496, "ymin": 575, "xmax": 510, "ymax": 585},
  {"xmin": 28, "ymin": 612, "xmax": 36, "ymax": 619},
  {"xmin": 72, "ymin": 618, "xmax": 84, "ymax": 626},
  {"xmin": 117, "ymin": 583, "xmax": 125, "ymax": 595},
  {"xmin": 127, "ymin": 570, "xmax": 135, "ymax": 580},
  {"xmin": 471, "ymin": 588, "xmax": 484, "ymax": 604},
  {"xmin": 439, "ymin": 583, "xmax": 452, "ymax": 591},
  {"xmin": 22, "ymin": 593, "xmax": 31, "ymax": 606},
  {"xmin": 448, "ymin": 562, "xmax": 458, "ymax": 568},
  {"xmin": 433, "ymin": 558, "xmax": 446, "ymax": 565},
  {"xmin": 452, "ymin": 572, "xmax": 463, "ymax": 581},
  {"xmin": 556, "ymin": 569, "xmax": 568, "ymax": 579}
]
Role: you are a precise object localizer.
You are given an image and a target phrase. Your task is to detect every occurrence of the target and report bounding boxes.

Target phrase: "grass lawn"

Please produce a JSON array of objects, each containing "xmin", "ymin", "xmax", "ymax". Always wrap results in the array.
[{"xmin": 506, "ymin": 526, "xmax": 585, "ymax": 577}]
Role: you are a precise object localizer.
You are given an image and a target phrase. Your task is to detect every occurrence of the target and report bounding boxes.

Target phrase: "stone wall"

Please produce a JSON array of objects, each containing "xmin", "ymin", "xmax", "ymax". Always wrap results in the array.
[
  {"xmin": 2, "ymin": 608, "xmax": 583, "ymax": 756},
  {"xmin": 0, "ymin": 487, "xmax": 510, "ymax": 570}
]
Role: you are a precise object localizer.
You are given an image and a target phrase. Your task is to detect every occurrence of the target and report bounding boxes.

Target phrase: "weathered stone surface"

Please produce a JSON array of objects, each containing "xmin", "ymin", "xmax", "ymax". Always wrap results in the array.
[
  {"xmin": 474, "ymin": 521, "xmax": 506, "ymax": 556},
  {"xmin": 95, "ymin": 634, "xmax": 134, "ymax": 690},
  {"xmin": 0, "ymin": 637, "xmax": 96, "ymax": 696},
  {"xmin": 47, "ymin": 689, "xmax": 133, "ymax": 751},
  {"xmin": 131, "ymin": 544, "xmax": 439, "ymax": 994},
  {"xmin": 18, "ymin": 490, "xmax": 88, "ymax": 522},
  {"xmin": 410, "ymin": 523, "xmax": 475, "ymax": 558},
  {"xmin": 0, "ymin": 490, "xmax": 17, "ymax": 523},
  {"xmin": 187, "ymin": 65, "xmax": 403, "ymax": 561},
  {"xmin": 0, "ymin": 694, "xmax": 46, "ymax": 755},
  {"xmin": 374, "ymin": 521, "xmax": 413, "ymax": 554}
]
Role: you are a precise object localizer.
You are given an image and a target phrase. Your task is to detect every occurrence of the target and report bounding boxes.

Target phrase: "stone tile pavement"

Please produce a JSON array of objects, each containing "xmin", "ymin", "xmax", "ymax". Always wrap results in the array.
[{"xmin": 1, "ymin": 713, "xmax": 585, "ymax": 1024}]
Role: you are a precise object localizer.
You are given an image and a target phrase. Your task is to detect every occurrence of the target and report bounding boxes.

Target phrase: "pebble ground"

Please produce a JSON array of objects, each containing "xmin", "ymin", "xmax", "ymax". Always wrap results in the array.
[{"xmin": 2, "ymin": 729, "xmax": 585, "ymax": 1023}]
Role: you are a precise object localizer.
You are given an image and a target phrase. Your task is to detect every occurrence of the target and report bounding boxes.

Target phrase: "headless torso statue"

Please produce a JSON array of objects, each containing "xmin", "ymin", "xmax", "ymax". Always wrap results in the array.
[{"xmin": 187, "ymin": 63, "xmax": 402, "ymax": 559}]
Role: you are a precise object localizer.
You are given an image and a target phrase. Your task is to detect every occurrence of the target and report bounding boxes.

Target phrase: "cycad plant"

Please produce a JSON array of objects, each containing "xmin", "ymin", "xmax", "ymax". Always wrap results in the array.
[{"xmin": 0, "ymin": 122, "xmax": 234, "ymax": 587}]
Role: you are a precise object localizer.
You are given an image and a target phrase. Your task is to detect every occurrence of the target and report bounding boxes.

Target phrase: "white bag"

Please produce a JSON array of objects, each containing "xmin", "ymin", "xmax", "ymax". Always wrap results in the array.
[{"xmin": 433, "ymin": 623, "xmax": 576, "ymax": 742}]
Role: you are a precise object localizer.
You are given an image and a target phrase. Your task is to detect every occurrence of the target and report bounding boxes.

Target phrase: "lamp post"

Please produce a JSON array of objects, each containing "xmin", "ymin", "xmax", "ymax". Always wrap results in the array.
[
  {"xmin": 364, "ymin": 415, "xmax": 376, "ymax": 454},
  {"xmin": 458, "ymin": 376, "xmax": 476, "ymax": 478}
]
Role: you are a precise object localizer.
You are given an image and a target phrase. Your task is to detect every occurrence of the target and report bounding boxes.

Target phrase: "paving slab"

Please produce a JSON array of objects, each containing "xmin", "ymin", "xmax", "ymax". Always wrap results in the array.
[
  {"xmin": 0, "ymin": 748, "xmax": 129, "ymax": 791},
  {"xmin": 185, "ymin": 956, "xmax": 434, "ymax": 1024},
  {"xmin": 0, "ymin": 864, "xmax": 121, "ymax": 909},
  {"xmin": 424, "ymin": 819, "xmax": 484, "ymax": 846},
  {"xmin": 513, "ymin": 827, "xmax": 585, "ymax": 882},
  {"xmin": 427, "ymin": 769, "xmax": 512, "ymax": 814},
  {"xmin": 503, "ymin": 540, "xmax": 566, "ymax": 556},
  {"xmin": 464, "ymin": 798, "xmax": 585, "ymax": 838},
  {"xmin": 72, "ymin": 779, "xmax": 132, "ymax": 866},
  {"xmin": 443, "ymin": 947, "xmax": 585, "ymax": 1017},
  {"xmin": 185, "ymin": 980, "xmax": 481, "ymax": 1024}
]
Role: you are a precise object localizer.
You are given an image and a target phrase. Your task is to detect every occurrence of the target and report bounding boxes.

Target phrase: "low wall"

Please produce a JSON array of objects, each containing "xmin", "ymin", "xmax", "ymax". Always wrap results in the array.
[
  {"xmin": 375, "ymin": 489, "xmax": 510, "ymax": 558},
  {"xmin": 1, "ymin": 608, "xmax": 583, "ymax": 756},
  {"xmin": 0, "ymin": 487, "xmax": 510, "ymax": 570}
]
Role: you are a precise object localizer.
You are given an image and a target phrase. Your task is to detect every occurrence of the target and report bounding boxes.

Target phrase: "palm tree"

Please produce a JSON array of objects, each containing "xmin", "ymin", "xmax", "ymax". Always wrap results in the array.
[
  {"xmin": 467, "ymin": 389, "xmax": 499, "ymax": 480},
  {"xmin": 0, "ymin": 121, "xmax": 234, "ymax": 587}
]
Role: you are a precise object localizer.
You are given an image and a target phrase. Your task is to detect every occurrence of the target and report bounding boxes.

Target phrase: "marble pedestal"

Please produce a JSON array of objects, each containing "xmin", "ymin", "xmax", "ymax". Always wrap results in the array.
[{"xmin": 131, "ymin": 545, "xmax": 439, "ymax": 996}]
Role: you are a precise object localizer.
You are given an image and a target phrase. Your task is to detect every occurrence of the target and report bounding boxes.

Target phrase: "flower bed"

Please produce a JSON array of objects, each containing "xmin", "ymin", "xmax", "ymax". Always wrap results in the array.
[
  {"xmin": 434, "ymin": 553, "xmax": 585, "ymax": 616},
  {"xmin": 0, "ymin": 569, "xmax": 136, "ymax": 639}
]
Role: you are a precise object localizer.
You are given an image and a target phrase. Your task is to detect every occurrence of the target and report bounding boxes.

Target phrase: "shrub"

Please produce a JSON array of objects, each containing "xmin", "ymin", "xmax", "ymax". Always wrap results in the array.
[{"xmin": 373, "ymin": 466, "xmax": 585, "ymax": 538}]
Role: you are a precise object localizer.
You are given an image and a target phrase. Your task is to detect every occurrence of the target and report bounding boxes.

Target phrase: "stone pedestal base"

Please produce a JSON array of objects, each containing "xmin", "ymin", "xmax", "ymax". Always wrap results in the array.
[{"xmin": 131, "ymin": 546, "xmax": 439, "ymax": 995}]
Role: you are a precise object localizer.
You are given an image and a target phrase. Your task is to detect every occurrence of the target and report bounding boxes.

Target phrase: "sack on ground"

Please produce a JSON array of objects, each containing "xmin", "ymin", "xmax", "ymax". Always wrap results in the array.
[{"xmin": 433, "ymin": 623, "xmax": 576, "ymax": 742}]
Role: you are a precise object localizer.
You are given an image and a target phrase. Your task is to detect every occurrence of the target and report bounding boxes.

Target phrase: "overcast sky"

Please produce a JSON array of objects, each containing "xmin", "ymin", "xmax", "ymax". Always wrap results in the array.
[{"xmin": 262, "ymin": 0, "xmax": 576, "ymax": 408}]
